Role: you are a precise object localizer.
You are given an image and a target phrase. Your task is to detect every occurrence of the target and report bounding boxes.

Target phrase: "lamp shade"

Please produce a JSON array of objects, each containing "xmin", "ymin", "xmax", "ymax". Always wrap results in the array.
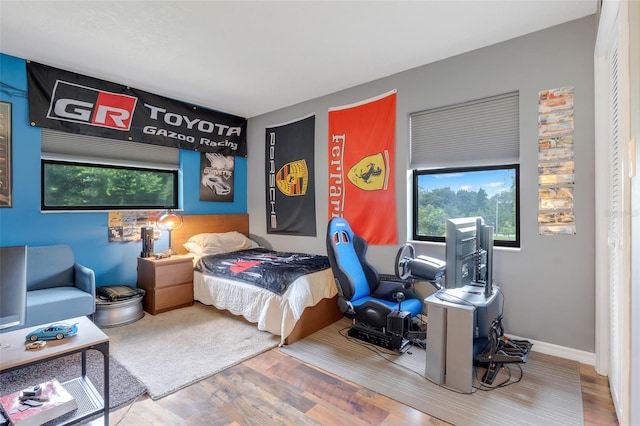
[{"xmin": 157, "ymin": 210, "xmax": 183, "ymax": 231}]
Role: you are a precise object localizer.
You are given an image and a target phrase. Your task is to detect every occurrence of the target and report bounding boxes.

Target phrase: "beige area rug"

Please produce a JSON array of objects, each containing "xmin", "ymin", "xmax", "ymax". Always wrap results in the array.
[
  {"xmin": 103, "ymin": 302, "xmax": 280, "ymax": 400},
  {"xmin": 281, "ymin": 319, "xmax": 584, "ymax": 426}
]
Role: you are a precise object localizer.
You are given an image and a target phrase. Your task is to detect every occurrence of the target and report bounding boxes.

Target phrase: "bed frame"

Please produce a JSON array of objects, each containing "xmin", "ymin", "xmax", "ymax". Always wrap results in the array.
[{"xmin": 172, "ymin": 214, "xmax": 342, "ymax": 344}]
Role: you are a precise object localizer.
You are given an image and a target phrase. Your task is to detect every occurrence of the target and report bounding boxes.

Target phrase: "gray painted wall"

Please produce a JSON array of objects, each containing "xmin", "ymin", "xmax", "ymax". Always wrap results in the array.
[{"xmin": 246, "ymin": 15, "xmax": 598, "ymax": 352}]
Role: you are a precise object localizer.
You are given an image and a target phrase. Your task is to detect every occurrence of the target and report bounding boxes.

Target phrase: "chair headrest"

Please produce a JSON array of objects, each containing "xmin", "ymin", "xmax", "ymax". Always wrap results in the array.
[{"xmin": 328, "ymin": 217, "xmax": 354, "ymax": 240}]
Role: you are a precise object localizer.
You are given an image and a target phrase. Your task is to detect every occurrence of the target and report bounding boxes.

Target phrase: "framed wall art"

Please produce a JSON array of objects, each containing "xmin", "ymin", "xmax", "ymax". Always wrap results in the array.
[{"xmin": 0, "ymin": 101, "xmax": 12, "ymax": 207}]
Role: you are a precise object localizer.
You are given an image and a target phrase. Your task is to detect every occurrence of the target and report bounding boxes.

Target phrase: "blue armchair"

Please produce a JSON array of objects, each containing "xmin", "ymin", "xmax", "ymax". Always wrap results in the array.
[{"xmin": 20, "ymin": 244, "xmax": 95, "ymax": 329}]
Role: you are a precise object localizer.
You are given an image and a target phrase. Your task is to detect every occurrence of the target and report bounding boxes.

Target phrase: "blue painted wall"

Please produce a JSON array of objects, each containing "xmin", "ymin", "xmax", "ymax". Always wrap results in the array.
[{"xmin": 0, "ymin": 53, "xmax": 247, "ymax": 286}]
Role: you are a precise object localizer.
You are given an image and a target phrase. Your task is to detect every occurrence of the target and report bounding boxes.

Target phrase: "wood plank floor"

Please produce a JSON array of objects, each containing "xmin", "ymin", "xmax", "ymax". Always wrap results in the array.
[{"xmin": 86, "ymin": 348, "xmax": 618, "ymax": 426}]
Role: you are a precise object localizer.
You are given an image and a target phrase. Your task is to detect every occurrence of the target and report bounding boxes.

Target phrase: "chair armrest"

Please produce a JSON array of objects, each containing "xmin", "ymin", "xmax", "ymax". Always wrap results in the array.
[{"xmin": 74, "ymin": 263, "xmax": 96, "ymax": 299}]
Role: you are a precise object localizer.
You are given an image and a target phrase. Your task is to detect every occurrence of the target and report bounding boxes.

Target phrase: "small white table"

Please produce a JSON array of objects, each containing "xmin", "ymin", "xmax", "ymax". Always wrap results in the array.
[{"xmin": 0, "ymin": 316, "xmax": 109, "ymax": 425}]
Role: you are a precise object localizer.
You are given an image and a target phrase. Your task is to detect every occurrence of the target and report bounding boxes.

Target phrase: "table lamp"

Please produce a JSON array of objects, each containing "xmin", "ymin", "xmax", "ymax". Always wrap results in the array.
[{"xmin": 157, "ymin": 209, "xmax": 183, "ymax": 256}]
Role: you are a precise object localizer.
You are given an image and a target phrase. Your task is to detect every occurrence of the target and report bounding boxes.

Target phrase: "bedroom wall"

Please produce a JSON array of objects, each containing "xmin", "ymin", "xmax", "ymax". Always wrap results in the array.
[
  {"xmin": 0, "ymin": 53, "xmax": 248, "ymax": 287},
  {"xmin": 246, "ymin": 16, "xmax": 598, "ymax": 354}
]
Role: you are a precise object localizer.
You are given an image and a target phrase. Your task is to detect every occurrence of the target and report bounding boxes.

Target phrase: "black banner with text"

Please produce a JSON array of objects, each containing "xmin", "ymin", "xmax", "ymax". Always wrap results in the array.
[
  {"xmin": 265, "ymin": 114, "xmax": 316, "ymax": 236},
  {"xmin": 27, "ymin": 61, "xmax": 247, "ymax": 156}
]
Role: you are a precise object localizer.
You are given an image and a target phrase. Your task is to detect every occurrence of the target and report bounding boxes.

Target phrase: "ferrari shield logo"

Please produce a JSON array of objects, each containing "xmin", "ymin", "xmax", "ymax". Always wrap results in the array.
[
  {"xmin": 276, "ymin": 159, "xmax": 308, "ymax": 196},
  {"xmin": 347, "ymin": 151, "xmax": 389, "ymax": 191}
]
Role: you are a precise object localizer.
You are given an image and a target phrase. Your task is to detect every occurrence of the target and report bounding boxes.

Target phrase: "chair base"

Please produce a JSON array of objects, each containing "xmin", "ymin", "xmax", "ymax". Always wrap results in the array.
[{"xmin": 347, "ymin": 323, "xmax": 409, "ymax": 351}]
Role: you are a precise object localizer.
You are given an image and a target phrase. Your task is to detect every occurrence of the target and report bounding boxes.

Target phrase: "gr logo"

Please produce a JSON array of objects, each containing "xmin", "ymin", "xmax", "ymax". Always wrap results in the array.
[{"xmin": 47, "ymin": 80, "xmax": 137, "ymax": 131}]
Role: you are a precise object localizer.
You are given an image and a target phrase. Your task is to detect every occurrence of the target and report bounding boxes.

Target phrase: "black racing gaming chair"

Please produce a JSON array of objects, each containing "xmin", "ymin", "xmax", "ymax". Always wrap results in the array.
[{"xmin": 326, "ymin": 217, "xmax": 423, "ymax": 330}]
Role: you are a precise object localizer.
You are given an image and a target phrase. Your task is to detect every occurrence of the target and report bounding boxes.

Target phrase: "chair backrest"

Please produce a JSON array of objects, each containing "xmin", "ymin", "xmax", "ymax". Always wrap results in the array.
[
  {"xmin": 0, "ymin": 246, "xmax": 27, "ymax": 330},
  {"xmin": 326, "ymin": 218, "xmax": 372, "ymax": 302},
  {"xmin": 26, "ymin": 245, "xmax": 75, "ymax": 291}
]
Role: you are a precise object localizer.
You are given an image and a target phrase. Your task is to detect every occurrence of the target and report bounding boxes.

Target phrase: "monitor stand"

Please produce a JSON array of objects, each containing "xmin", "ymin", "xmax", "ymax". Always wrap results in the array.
[{"xmin": 424, "ymin": 286, "xmax": 501, "ymax": 393}]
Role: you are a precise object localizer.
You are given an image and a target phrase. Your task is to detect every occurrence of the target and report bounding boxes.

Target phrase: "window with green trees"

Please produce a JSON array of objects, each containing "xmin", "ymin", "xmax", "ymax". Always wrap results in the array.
[
  {"xmin": 413, "ymin": 164, "xmax": 520, "ymax": 248},
  {"xmin": 42, "ymin": 160, "xmax": 178, "ymax": 211}
]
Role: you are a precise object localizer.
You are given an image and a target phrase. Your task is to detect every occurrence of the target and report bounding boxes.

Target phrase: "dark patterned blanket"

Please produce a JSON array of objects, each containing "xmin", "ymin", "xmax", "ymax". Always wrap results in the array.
[{"xmin": 195, "ymin": 248, "xmax": 331, "ymax": 296}]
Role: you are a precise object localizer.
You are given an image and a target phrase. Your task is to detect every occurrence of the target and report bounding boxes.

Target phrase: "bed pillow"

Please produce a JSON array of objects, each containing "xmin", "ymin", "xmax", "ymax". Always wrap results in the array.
[
  {"xmin": 182, "ymin": 241, "xmax": 205, "ymax": 255},
  {"xmin": 184, "ymin": 231, "xmax": 255, "ymax": 255}
]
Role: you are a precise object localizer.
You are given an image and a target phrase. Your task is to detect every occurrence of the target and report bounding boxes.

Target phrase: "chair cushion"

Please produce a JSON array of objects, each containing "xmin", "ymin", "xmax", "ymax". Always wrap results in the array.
[
  {"xmin": 25, "ymin": 287, "xmax": 94, "ymax": 327},
  {"xmin": 352, "ymin": 296, "xmax": 423, "ymax": 318}
]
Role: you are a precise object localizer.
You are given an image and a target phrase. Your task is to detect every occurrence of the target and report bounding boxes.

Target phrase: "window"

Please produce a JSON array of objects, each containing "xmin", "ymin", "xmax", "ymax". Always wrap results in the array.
[
  {"xmin": 409, "ymin": 91, "xmax": 520, "ymax": 247},
  {"xmin": 413, "ymin": 164, "xmax": 520, "ymax": 247},
  {"xmin": 40, "ymin": 129, "xmax": 180, "ymax": 211},
  {"xmin": 42, "ymin": 160, "xmax": 178, "ymax": 211}
]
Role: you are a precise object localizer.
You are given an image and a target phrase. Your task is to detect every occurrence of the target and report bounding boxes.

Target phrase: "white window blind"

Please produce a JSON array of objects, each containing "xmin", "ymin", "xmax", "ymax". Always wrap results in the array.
[
  {"xmin": 41, "ymin": 129, "xmax": 179, "ymax": 169},
  {"xmin": 410, "ymin": 91, "xmax": 520, "ymax": 169}
]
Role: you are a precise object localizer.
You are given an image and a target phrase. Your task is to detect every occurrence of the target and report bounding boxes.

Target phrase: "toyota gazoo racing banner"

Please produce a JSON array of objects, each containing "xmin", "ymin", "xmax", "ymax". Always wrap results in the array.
[
  {"xmin": 265, "ymin": 114, "xmax": 317, "ymax": 236},
  {"xmin": 328, "ymin": 90, "xmax": 398, "ymax": 245},
  {"xmin": 27, "ymin": 61, "xmax": 247, "ymax": 156}
]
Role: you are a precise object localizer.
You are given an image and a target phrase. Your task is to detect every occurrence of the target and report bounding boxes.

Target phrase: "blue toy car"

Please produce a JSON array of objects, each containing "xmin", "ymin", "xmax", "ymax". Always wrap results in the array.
[{"xmin": 26, "ymin": 323, "xmax": 78, "ymax": 341}]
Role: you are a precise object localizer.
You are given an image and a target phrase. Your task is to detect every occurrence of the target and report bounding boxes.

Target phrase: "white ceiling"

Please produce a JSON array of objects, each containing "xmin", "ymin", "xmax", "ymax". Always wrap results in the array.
[{"xmin": 0, "ymin": 1, "xmax": 597, "ymax": 118}]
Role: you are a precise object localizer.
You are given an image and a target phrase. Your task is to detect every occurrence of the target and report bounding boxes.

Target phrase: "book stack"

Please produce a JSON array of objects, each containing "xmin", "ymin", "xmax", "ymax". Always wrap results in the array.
[{"xmin": 0, "ymin": 379, "xmax": 78, "ymax": 426}]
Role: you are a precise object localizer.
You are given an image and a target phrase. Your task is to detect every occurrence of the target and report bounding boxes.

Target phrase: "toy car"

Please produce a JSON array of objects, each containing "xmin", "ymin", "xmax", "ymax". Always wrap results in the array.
[
  {"xmin": 25, "ymin": 323, "xmax": 78, "ymax": 341},
  {"xmin": 25, "ymin": 340, "xmax": 47, "ymax": 350}
]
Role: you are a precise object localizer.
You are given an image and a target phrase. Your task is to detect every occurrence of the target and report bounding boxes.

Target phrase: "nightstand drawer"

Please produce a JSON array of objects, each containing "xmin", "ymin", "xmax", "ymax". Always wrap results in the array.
[
  {"xmin": 154, "ymin": 262, "xmax": 192, "ymax": 289},
  {"xmin": 144, "ymin": 283, "xmax": 193, "ymax": 315}
]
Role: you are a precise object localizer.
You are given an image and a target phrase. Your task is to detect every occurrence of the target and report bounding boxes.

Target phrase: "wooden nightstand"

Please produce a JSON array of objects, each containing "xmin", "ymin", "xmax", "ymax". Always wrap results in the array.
[{"xmin": 137, "ymin": 256, "xmax": 194, "ymax": 314}]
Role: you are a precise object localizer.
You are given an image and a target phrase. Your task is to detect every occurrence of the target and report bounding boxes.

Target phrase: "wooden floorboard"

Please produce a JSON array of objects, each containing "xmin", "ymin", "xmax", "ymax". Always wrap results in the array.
[
  {"xmin": 87, "ymin": 348, "xmax": 618, "ymax": 426},
  {"xmin": 579, "ymin": 363, "xmax": 619, "ymax": 425}
]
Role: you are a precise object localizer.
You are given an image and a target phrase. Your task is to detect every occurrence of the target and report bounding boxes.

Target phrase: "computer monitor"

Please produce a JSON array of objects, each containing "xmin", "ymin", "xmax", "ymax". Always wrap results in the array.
[
  {"xmin": 445, "ymin": 217, "xmax": 493, "ymax": 295},
  {"xmin": 0, "ymin": 245, "xmax": 27, "ymax": 331}
]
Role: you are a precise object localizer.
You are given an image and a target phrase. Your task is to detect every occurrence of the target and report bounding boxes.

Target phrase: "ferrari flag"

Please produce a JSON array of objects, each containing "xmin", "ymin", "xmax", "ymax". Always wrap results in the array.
[
  {"xmin": 266, "ymin": 114, "xmax": 317, "ymax": 236},
  {"xmin": 328, "ymin": 90, "xmax": 398, "ymax": 245}
]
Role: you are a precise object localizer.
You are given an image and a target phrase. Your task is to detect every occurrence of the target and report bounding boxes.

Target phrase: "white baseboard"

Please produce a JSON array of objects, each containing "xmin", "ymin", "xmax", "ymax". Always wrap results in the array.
[{"xmin": 509, "ymin": 334, "xmax": 596, "ymax": 366}]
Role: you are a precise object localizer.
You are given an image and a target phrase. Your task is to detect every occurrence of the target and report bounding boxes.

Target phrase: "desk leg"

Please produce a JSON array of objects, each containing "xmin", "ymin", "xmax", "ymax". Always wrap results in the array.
[
  {"xmin": 445, "ymin": 306, "xmax": 475, "ymax": 393},
  {"xmin": 425, "ymin": 304, "xmax": 446, "ymax": 384},
  {"xmin": 104, "ymin": 347, "xmax": 109, "ymax": 425},
  {"xmin": 90, "ymin": 341, "xmax": 110, "ymax": 425}
]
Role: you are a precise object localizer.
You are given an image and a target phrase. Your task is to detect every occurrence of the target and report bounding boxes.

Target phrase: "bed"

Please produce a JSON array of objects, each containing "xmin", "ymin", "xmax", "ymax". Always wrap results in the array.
[{"xmin": 172, "ymin": 214, "xmax": 342, "ymax": 345}]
